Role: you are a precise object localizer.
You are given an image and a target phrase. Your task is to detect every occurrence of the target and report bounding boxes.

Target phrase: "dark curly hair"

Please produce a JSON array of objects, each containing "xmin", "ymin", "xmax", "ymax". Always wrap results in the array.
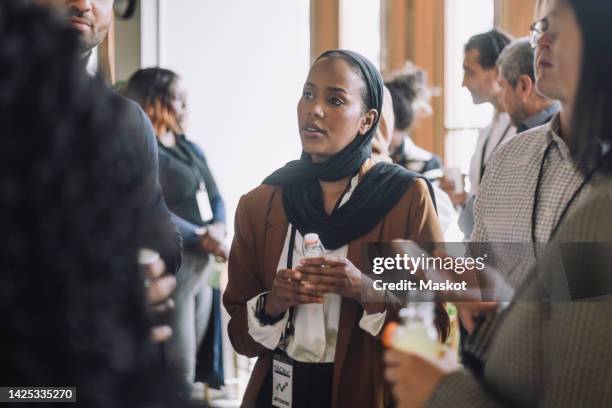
[{"xmin": 0, "ymin": 2, "xmax": 190, "ymax": 406}]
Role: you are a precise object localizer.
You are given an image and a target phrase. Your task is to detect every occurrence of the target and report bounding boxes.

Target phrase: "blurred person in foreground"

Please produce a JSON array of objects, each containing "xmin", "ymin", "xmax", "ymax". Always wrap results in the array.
[
  {"xmin": 0, "ymin": 1, "xmax": 196, "ymax": 406},
  {"xmin": 384, "ymin": 0, "xmax": 612, "ymax": 406},
  {"xmin": 36, "ymin": 0, "xmax": 182, "ymax": 343},
  {"xmin": 125, "ymin": 67, "xmax": 227, "ymax": 395},
  {"xmin": 458, "ymin": 0, "xmax": 596, "ymax": 377}
]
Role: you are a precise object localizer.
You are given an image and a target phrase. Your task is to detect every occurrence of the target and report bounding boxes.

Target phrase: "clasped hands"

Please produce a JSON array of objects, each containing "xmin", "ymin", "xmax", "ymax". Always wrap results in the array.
[{"xmin": 264, "ymin": 256, "xmax": 362, "ymax": 317}]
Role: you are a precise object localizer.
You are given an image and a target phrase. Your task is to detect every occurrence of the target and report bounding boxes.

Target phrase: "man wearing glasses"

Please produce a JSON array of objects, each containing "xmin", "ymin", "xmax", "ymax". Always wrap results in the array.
[{"xmin": 459, "ymin": 0, "xmax": 592, "ymax": 378}]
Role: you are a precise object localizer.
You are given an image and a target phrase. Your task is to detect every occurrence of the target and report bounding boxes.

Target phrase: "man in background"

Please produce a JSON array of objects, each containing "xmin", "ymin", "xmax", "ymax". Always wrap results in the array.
[
  {"xmin": 440, "ymin": 29, "xmax": 516, "ymax": 239},
  {"xmin": 497, "ymin": 39, "xmax": 560, "ymax": 134}
]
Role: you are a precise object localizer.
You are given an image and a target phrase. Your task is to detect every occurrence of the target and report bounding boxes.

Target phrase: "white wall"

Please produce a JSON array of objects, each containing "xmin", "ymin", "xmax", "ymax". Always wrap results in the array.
[
  {"xmin": 114, "ymin": 1, "xmax": 141, "ymax": 83},
  {"xmin": 339, "ymin": 0, "xmax": 381, "ymax": 69},
  {"xmin": 444, "ymin": 0, "xmax": 495, "ymax": 174},
  {"xmin": 155, "ymin": 0, "xmax": 311, "ymax": 234}
]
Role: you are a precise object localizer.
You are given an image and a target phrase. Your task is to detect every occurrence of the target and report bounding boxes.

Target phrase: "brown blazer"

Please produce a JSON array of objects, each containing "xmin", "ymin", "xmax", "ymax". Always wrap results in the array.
[{"xmin": 223, "ymin": 170, "xmax": 443, "ymax": 408}]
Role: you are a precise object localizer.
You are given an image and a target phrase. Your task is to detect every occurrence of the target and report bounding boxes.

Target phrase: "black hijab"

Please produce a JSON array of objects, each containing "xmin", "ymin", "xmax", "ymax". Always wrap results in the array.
[{"xmin": 264, "ymin": 50, "xmax": 435, "ymax": 250}]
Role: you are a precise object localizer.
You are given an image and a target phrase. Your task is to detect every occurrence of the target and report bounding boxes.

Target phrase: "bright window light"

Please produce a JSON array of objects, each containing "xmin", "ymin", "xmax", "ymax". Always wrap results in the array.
[
  {"xmin": 339, "ymin": 0, "xmax": 381, "ymax": 68},
  {"xmin": 444, "ymin": 0, "xmax": 494, "ymax": 173}
]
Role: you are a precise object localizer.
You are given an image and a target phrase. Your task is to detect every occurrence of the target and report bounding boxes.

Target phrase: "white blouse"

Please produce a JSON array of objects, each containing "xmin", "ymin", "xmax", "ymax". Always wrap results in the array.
[{"xmin": 245, "ymin": 175, "xmax": 387, "ymax": 363}]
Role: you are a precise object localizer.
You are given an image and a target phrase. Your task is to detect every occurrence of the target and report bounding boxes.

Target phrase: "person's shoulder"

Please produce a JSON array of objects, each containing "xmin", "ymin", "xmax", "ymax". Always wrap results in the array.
[
  {"xmin": 108, "ymin": 91, "xmax": 141, "ymax": 112},
  {"xmin": 407, "ymin": 177, "xmax": 430, "ymax": 198},
  {"xmin": 501, "ymin": 123, "xmax": 549, "ymax": 154},
  {"xmin": 110, "ymin": 93, "xmax": 149, "ymax": 128},
  {"xmin": 486, "ymin": 123, "xmax": 551, "ymax": 172},
  {"xmin": 239, "ymin": 184, "xmax": 282, "ymax": 211},
  {"xmin": 558, "ymin": 176, "xmax": 612, "ymax": 241},
  {"xmin": 181, "ymin": 137, "xmax": 207, "ymax": 159},
  {"xmin": 374, "ymin": 162, "xmax": 429, "ymax": 187},
  {"xmin": 374, "ymin": 162, "xmax": 431, "ymax": 205},
  {"xmin": 235, "ymin": 184, "xmax": 284, "ymax": 232},
  {"xmin": 108, "ymin": 93, "xmax": 158, "ymax": 153}
]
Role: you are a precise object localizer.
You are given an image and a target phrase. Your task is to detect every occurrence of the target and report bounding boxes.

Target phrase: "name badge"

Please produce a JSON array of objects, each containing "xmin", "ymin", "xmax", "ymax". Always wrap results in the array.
[
  {"xmin": 196, "ymin": 182, "xmax": 214, "ymax": 222},
  {"xmin": 272, "ymin": 352, "xmax": 293, "ymax": 408}
]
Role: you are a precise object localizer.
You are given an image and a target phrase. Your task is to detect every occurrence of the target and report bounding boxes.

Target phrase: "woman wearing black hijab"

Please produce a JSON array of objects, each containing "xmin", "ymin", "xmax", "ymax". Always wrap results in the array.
[{"xmin": 224, "ymin": 50, "xmax": 447, "ymax": 408}]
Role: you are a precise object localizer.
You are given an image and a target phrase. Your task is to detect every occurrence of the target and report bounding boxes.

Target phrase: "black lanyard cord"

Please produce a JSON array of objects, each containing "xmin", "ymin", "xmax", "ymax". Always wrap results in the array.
[
  {"xmin": 480, "ymin": 122, "xmax": 513, "ymax": 182},
  {"xmin": 159, "ymin": 141, "xmax": 207, "ymax": 187},
  {"xmin": 281, "ymin": 177, "xmax": 353, "ymax": 342},
  {"xmin": 282, "ymin": 226, "xmax": 297, "ymax": 340},
  {"xmin": 531, "ymin": 141, "xmax": 601, "ymax": 243}
]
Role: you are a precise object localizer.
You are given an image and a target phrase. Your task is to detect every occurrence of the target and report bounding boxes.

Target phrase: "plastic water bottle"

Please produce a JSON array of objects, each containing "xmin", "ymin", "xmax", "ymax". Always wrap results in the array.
[
  {"xmin": 300, "ymin": 233, "xmax": 325, "ymax": 305},
  {"xmin": 383, "ymin": 291, "xmax": 441, "ymax": 359},
  {"xmin": 302, "ymin": 233, "xmax": 325, "ymax": 258}
]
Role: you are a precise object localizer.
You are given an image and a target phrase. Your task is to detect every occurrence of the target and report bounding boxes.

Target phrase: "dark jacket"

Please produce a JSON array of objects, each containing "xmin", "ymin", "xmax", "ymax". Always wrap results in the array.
[
  {"xmin": 115, "ymin": 96, "xmax": 183, "ymax": 274},
  {"xmin": 158, "ymin": 135, "xmax": 226, "ymax": 248}
]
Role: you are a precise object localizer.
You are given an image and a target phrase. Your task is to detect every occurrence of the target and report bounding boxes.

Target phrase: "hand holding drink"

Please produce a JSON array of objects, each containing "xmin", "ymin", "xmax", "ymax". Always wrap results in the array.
[
  {"xmin": 138, "ymin": 248, "xmax": 176, "ymax": 343},
  {"xmin": 382, "ymin": 292, "xmax": 442, "ymax": 360}
]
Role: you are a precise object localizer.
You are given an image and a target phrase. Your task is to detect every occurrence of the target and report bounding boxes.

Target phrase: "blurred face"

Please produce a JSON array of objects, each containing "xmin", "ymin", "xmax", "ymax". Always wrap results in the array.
[
  {"xmin": 170, "ymin": 78, "xmax": 188, "ymax": 129},
  {"xmin": 462, "ymin": 49, "xmax": 501, "ymax": 104},
  {"xmin": 36, "ymin": 0, "xmax": 113, "ymax": 52},
  {"xmin": 297, "ymin": 57, "xmax": 377, "ymax": 163},
  {"xmin": 551, "ymin": 0, "xmax": 582, "ymax": 107},
  {"xmin": 534, "ymin": 0, "xmax": 582, "ymax": 105}
]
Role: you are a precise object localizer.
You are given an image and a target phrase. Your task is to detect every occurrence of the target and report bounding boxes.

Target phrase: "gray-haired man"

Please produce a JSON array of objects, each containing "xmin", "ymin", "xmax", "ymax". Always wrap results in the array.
[{"xmin": 496, "ymin": 39, "xmax": 560, "ymax": 134}]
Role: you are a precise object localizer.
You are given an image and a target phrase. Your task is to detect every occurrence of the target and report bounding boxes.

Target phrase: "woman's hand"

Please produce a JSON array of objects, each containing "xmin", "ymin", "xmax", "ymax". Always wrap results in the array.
[
  {"xmin": 265, "ymin": 269, "xmax": 325, "ymax": 317},
  {"xmin": 296, "ymin": 256, "xmax": 363, "ymax": 301},
  {"xmin": 384, "ymin": 348, "xmax": 459, "ymax": 408}
]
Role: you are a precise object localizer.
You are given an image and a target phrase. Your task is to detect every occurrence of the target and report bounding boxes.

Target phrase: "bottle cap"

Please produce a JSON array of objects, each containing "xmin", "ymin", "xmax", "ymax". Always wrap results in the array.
[
  {"xmin": 382, "ymin": 321, "xmax": 399, "ymax": 348},
  {"xmin": 138, "ymin": 248, "xmax": 160, "ymax": 265},
  {"xmin": 304, "ymin": 233, "xmax": 320, "ymax": 245}
]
